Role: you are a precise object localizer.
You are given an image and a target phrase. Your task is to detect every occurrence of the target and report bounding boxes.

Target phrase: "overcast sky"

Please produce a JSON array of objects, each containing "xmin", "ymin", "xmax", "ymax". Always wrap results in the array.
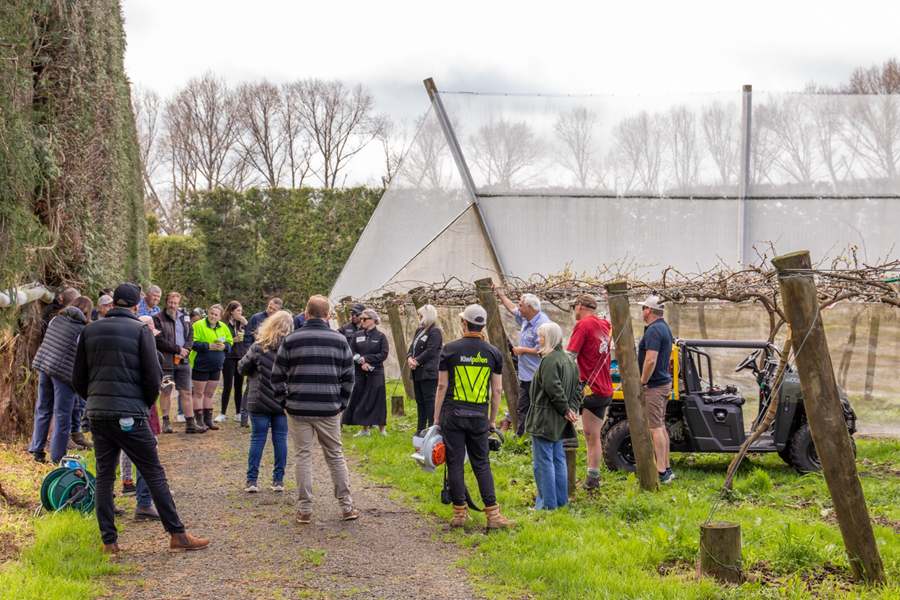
[{"xmin": 123, "ymin": 0, "xmax": 900, "ymax": 183}]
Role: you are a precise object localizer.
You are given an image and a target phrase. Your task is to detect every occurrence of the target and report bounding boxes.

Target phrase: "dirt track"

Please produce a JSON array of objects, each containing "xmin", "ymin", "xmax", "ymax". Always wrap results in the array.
[{"xmin": 106, "ymin": 423, "xmax": 481, "ymax": 599}]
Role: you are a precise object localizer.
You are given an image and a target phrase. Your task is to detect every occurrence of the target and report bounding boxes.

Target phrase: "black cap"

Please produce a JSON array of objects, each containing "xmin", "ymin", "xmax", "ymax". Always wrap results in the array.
[
  {"xmin": 113, "ymin": 283, "xmax": 141, "ymax": 308},
  {"xmin": 350, "ymin": 303, "xmax": 366, "ymax": 316}
]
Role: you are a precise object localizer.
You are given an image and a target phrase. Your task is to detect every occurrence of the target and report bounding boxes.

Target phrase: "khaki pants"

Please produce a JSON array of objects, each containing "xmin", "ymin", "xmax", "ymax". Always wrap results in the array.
[{"xmin": 288, "ymin": 414, "xmax": 353, "ymax": 512}]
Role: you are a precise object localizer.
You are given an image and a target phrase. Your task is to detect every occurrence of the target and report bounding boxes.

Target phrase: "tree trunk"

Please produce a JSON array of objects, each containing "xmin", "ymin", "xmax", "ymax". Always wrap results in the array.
[
  {"xmin": 0, "ymin": 304, "xmax": 44, "ymax": 441},
  {"xmin": 384, "ymin": 296, "xmax": 414, "ymax": 401},
  {"xmin": 863, "ymin": 310, "xmax": 880, "ymax": 402}
]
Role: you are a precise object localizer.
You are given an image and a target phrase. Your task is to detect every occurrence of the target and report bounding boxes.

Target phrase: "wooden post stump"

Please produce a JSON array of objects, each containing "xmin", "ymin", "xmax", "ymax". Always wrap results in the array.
[
  {"xmin": 474, "ymin": 278, "xmax": 519, "ymax": 430},
  {"xmin": 604, "ymin": 280, "xmax": 659, "ymax": 492},
  {"xmin": 699, "ymin": 521, "xmax": 743, "ymax": 584},
  {"xmin": 772, "ymin": 250, "xmax": 885, "ymax": 583},
  {"xmin": 337, "ymin": 296, "xmax": 352, "ymax": 327},
  {"xmin": 391, "ymin": 395, "xmax": 405, "ymax": 416}
]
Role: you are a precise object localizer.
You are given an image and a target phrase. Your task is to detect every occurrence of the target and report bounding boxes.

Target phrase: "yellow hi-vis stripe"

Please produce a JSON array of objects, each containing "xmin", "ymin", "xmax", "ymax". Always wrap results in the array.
[{"xmin": 452, "ymin": 364, "xmax": 491, "ymax": 404}]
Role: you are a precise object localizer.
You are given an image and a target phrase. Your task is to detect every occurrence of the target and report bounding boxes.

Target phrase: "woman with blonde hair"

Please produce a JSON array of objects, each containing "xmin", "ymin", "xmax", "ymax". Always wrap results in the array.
[
  {"xmin": 407, "ymin": 304, "xmax": 443, "ymax": 434},
  {"xmin": 239, "ymin": 310, "xmax": 293, "ymax": 492},
  {"xmin": 525, "ymin": 321, "xmax": 581, "ymax": 510}
]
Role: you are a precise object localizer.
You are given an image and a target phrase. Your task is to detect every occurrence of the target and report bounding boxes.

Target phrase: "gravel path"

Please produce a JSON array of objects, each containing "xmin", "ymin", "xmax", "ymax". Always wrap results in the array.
[{"xmin": 106, "ymin": 422, "xmax": 482, "ymax": 599}]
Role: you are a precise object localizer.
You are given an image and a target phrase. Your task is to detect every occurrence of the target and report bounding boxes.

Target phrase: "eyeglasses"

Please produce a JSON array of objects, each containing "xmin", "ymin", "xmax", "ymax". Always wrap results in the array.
[{"xmin": 360, "ymin": 317, "xmax": 372, "ymax": 321}]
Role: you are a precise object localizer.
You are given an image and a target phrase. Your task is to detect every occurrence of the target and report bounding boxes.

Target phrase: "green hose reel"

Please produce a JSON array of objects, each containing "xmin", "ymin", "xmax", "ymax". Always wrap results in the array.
[{"xmin": 39, "ymin": 456, "xmax": 96, "ymax": 513}]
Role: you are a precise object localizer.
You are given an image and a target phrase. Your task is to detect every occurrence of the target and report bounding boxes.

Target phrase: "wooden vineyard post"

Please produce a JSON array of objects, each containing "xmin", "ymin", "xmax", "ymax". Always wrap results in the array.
[
  {"xmin": 772, "ymin": 250, "xmax": 885, "ymax": 584},
  {"xmin": 474, "ymin": 278, "xmax": 520, "ymax": 430},
  {"xmin": 409, "ymin": 287, "xmax": 428, "ymax": 310},
  {"xmin": 604, "ymin": 280, "xmax": 659, "ymax": 491},
  {"xmin": 391, "ymin": 395, "xmax": 405, "ymax": 416},
  {"xmin": 699, "ymin": 522, "xmax": 743, "ymax": 583},
  {"xmin": 564, "ymin": 441, "xmax": 577, "ymax": 496},
  {"xmin": 384, "ymin": 294, "xmax": 415, "ymax": 401}
]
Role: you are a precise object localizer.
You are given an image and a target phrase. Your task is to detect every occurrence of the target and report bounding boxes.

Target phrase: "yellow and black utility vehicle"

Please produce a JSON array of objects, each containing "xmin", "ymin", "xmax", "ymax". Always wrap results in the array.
[{"xmin": 601, "ymin": 339, "xmax": 857, "ymax": 474}]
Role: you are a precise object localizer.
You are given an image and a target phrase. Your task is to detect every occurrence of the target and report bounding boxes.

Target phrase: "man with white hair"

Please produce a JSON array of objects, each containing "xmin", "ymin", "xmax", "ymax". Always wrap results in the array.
[
  {"xmin": 638, "ymin": 295, "xmax": 676, "ymax": 484},
  {"xmin": 496, "ymin": 288, "xmax": 551, "ymax": 436},
  {"xmin": 138, "ymin": 285, "xmax": 162, "ymax": 318}
]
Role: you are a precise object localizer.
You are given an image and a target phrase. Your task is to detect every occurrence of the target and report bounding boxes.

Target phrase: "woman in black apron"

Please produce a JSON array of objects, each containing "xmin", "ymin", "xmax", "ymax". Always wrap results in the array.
[{"xmin": 342, "ymin": 309, "xmax": 389, "ymax": 436}]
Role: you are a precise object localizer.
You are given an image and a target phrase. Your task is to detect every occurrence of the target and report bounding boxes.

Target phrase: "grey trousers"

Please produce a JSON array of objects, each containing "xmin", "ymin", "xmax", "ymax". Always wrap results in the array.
[{"xmin": 288, "ymin": 414, "xmax": 353, "ymax": 512}]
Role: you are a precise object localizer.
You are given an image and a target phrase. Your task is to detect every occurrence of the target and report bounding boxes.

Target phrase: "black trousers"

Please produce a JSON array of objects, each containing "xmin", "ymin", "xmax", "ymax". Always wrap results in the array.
[
  {"xmin": 515, "ymin": 379, "xmax": 532, "ymax": 436},
  {"xmin": 221, "ymin": 357, "xmax": 244, "ymax": 414},
  {"xmin": 413, "ymin": 378, "xmax": 437, "ymax": 433},
  {"xmin": 91, "ymin": 418, "xmax": 185, "ymax": 544},
  {"xmin": 442, "ymin": 412, "xmax": 496, "ymax": 507}
]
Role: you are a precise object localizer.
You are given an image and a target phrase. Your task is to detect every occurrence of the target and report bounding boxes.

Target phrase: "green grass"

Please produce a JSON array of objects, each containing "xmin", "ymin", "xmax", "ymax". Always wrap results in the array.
[
  {"xmin": 0, "ymin": 446, "xmax": 122, "ymax": 600},
  {"xmin": 0, "ymin": 511, "xmax": 120, "ymax": 600},
  {"xmin": 343, "ymin": 382, "xmax": 900, "ymax": 599}
]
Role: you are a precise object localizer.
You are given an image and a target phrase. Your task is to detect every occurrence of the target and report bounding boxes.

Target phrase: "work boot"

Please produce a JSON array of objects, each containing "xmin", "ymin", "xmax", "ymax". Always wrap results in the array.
[
  {"xmin": 162, "ymin": 416, "xmax": 173, "ymax": 434},
  {"xmin": 484, "ymin": 504, "xmax": 515, "ymax": 530},
  {"xmin": 583, "ymin": 473, "xmax": 601, "ymax": 491},
  {"xmin": 203, "ymin": 409, "xmax": 219, "ymax": 430},
  {"xmin": 185, "ymin": 416, "xmax": 205, "ymax": 434},
  {"xmin": 240, "ymin": 414, "xmax": 249, "ymax": 428},
  {"xmin": 169, "ymin": 532, "xmax": 210, "ymax": 551},
  {"xmin": 134, "ymin": 504, "xmax": 160, "ymax": 521},
  {"xmin": 30, "ymin": 450, "xmax": 47, "ymax": 463},
  {"xmin": 450, "ymin": 504, "xmax": 469, "ymax": 528},
  {"xmin": 193, "ymin": 411, "xmax": 208, "ymax": 432},
  {"xmin": 102, "ymin": 542, "xmax": 120, "ymax": 554},
  {"xmin": 71, "ymin": 431, "xmax": 93, "ymax": 449}
]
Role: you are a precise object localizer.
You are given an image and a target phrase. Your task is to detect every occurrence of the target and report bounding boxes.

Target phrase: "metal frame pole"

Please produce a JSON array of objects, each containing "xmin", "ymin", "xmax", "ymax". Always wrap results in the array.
[
  {"xmin": 738, "ymin": 84, "xmax": 753, "ymax": 264},
  {"xmin": 423, "ymin": 77, "xmax": 506, "ymax": 279}
]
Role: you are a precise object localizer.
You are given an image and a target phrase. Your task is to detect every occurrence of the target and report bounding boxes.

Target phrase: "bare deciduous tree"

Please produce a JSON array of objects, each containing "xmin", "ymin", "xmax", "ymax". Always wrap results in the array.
[
  {"xmin": 280, "ymin": 82, "xmax": 314, "ymax": 189},
  {"xmin": 469, "ymin": 118, "xmax": 543, "ymax": 189},
  {"xmin": 763, "ymin": 96, "xmax": 818, "ymax": 186},
  {"xmin": 235, "ymin": 80, "xmax": 286, "ymax": 188},
  {"xmin": 400, "ymin": 111, "xmax": 454, "ymax": 190},
  {"xmin": 376, "ymin": 117, "xmax": 405, "ymax": 189},
  {"xmin": 843, "ymin": 60, "xmax": 900, "ymax": 179},
  {"xmin": 701, "ymin": 101, "xmax": 740, "ymax": 187},
  {"xmin": 608, "ymin": 111, "xmax": 664, "ymax": 194},
  {"xmin": 165, "ymin": 73, "xmax": 240, "ymax": 192},
  {"xmin": 554, "ymin": 106, "xmax": 600, "ymax": 188},
  {"xmin": 286, "ymin": 79, "xmax": 382, "ymax": 188},
  {"xmin": 666, "ymin": 105, "xmax": 701, "ymax": 190},
  {"xmin": 133, "ymin": 86, "xmax": 175, "ymax": 233}
]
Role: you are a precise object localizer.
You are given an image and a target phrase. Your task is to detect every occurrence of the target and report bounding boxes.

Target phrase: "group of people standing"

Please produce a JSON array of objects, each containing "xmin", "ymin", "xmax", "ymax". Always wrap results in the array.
[{"xmin": 27, "ymin": 276, "xmax": 674, "ymax": 549}]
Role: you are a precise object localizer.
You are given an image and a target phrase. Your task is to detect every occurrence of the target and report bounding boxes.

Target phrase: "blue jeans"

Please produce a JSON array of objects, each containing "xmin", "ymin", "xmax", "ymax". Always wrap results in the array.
[
  {"xmin": 532, "ymin": 435, "xmax": 568, "ymax": 510},
  {"xmin": 28, "ymin": 372, "xmax": 77, "ymax": 463},
  {"xmin": 71, "ymin": 394, "xmax": 86, "ymax": 433},
  {"xmin": 246, "ymin": 413, "xmax": 288, "ymax": 484}
]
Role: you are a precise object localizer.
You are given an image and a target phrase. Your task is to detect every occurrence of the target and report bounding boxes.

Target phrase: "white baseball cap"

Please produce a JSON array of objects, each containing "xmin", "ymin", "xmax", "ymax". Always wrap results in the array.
[
  {"xmin": 98, "ymin": 294, "xmax": 113, "ymax": 306},
  {"xmin": 640, "ymin": 295, "xmax": 664, "ymax": 311},
  {"xmin": 459, "ymin": 304, "xmax": 487, "ymax": 326}
]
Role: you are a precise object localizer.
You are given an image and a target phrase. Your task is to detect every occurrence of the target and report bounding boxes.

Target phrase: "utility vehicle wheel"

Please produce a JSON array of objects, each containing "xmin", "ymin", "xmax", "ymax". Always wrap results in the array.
[
  {"xmin": 777, "ymin": 447, "xmax": 792, "ymax": 466},
  {"xmin": 788, "ymin": 423, "xmax": 857, "ymax": 474},
  {"xmin": 602, "ymin": 420, "xmax": 636, "ymax": 472}
]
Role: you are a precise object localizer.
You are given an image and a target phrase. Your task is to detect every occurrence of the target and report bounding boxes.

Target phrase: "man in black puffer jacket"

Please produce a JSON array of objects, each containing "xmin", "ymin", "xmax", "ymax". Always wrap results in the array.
[{"xmin": 73, "ymin": 283, "xmax": 209, "ymax": 554}]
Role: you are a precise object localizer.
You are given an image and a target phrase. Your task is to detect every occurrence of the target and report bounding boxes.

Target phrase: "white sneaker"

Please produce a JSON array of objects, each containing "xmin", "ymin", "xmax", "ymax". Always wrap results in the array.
[
  {"xmin": 244, "ymin": 482, "xmax": 259, "ymax": 493},
  {"xmin": 380, "ymin": 429, "xmax": 389, "ymax": 437},
  {"xmin": 214, "ymin": 413, "xmax": 227, "ymax": 423},
  {"xmin": 353, "ymin": 429, "xmax": 371, "ymax": 437},
  {"xmin": 270, "ymin": 482, "xmax": 285, "ymax": 492},
  {"xmin": 232, "ymin": 414, "xmax": 242, "ymax": 422},
  {"xmin": 175, "ymin": 414, "xmax": 186, "ymax": 423}
]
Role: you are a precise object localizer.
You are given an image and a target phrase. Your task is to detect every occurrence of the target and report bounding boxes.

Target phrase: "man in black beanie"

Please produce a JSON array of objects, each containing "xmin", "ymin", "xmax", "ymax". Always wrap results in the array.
[{"xmin": 73, "ymin": 283, "xmax": 209, "ymax": 553}]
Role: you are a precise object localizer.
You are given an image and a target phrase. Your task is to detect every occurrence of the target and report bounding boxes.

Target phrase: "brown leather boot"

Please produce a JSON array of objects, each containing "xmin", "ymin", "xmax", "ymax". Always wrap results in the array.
[
  {"xmin": 71, "ymin": 431, "xmax": 93, "ymax": 449},
  {"xmin": 102, "ymin": 542, "xmax": 120, "ymax": 554},
  {"xmin": 484, "ymin": 504, "xmax": 514, "ymax": 530},
  {"xmin": 185, "ymin": 416, "xmax": 204, "ymax": 434},
  {"xmin": 203, "ymin": 409, "xmax": 219, "ymax": 430},
  {"xmin": 169, "ymin": 532, "xmax": 210, "ymax": 551},
  {"xmin": 450, "ymin": 504, "xmax": 468, "ymax": 528}
]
